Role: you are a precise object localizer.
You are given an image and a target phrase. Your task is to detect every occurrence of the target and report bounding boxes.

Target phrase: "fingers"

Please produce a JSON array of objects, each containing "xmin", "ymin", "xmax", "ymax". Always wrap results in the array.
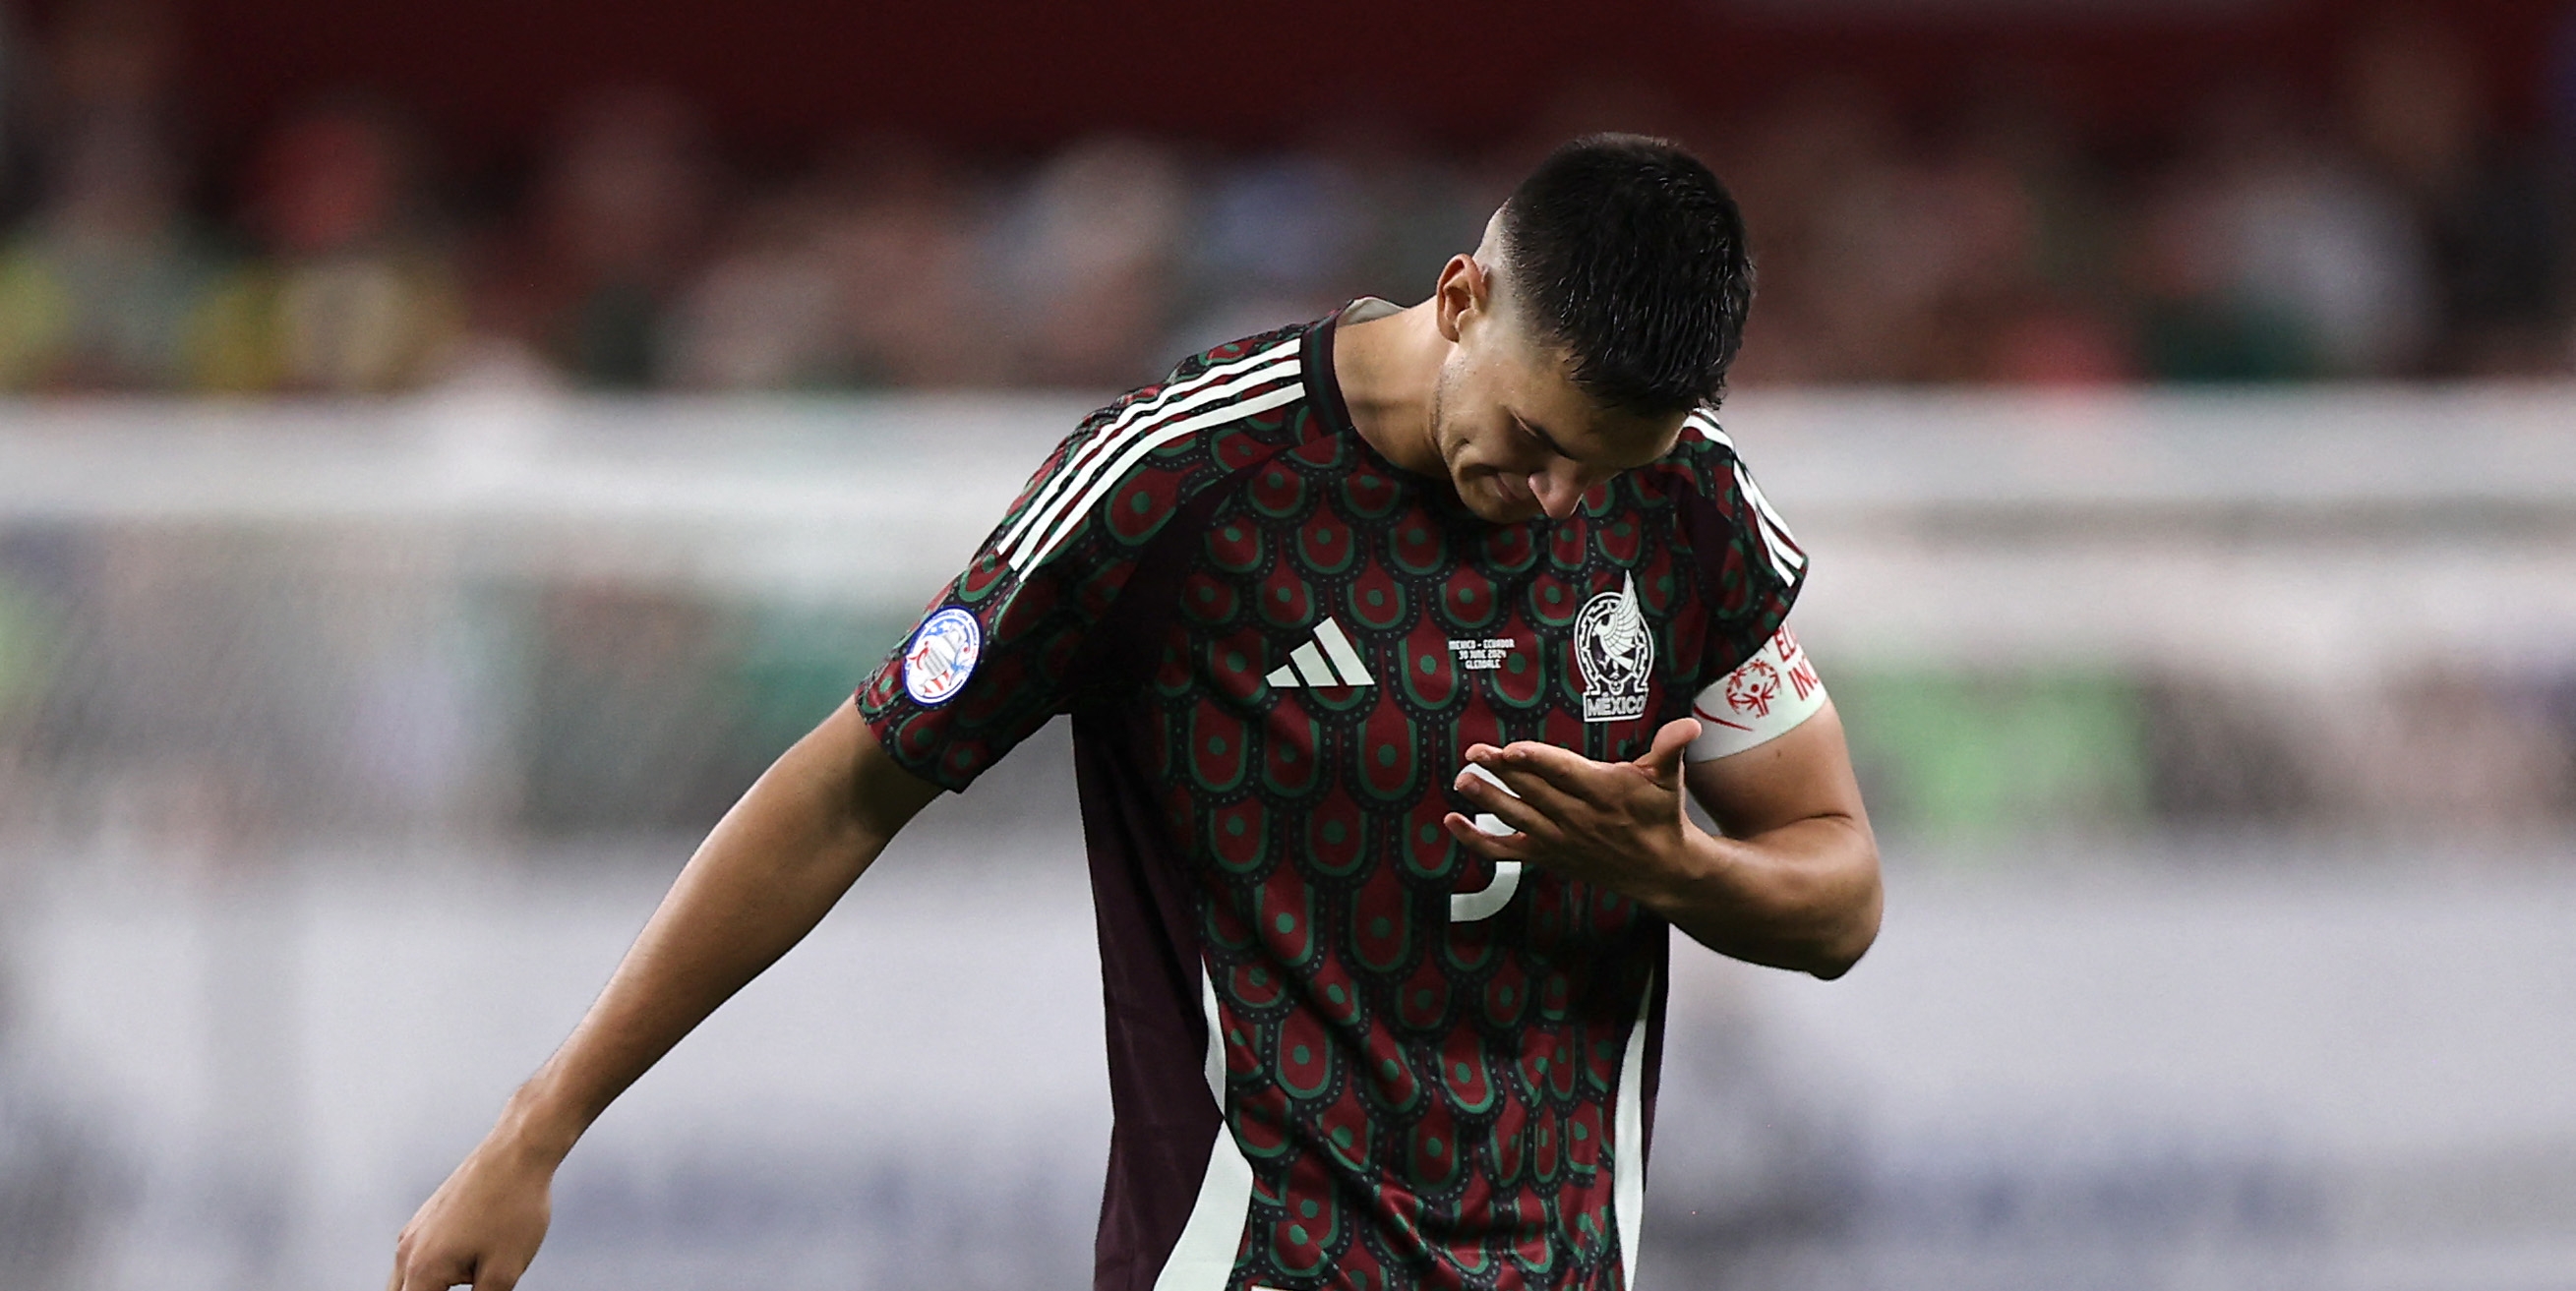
[
  {"xmin": 1471, "ymin": 723, "xmax": 1701, "ymax": 796},
  {"xmin": 1474, "ymin": 741, "xmax": 1595, "ymax": 797},
  {"xmin": 394, "ymin": 1254, "xmax": 499, "ymax": 1291},
  {"xmin": 391, "ymin": 1218, "xmax": 476, "ymax": 1291},
  {"xmin": 389, "ymin": 1229, "xmax": 426, "ymax": 1291},
  {"xmin": 1455, "ymin": 727, "xmax": 1700, "ymax": 866},
  {"xmin": 393, "ymin": 1250, "xmax": 464, "ymax": 1291},
  {"xmin": 1453, "ymin": 762, "xmax": 1566, "ymax": 840},
  {"xmin": 1442, "ymin": 811, "xmax": 1526, "ymax": 859},
  {"xmin": 1632, "ymin": 718, "xmax": 1702, "ymax": 782},
  {"xmin": 1466, "ymin": 744, "xmax": 1612, "ymax": 825}
]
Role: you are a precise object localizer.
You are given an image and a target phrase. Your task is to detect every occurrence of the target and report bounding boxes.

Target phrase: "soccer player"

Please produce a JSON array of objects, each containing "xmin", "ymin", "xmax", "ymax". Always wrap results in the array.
[{"xmin": 389, "ymin": 134, "xmax": 1881, "ymax": 1291}]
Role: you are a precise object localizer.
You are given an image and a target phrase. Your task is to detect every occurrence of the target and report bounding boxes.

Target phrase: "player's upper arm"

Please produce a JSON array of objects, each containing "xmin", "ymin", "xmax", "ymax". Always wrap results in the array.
[
  {"xmin": 1681, "ymin": 627, "xmax": 1867, "ymax": 839},
  {"xmin": 789, "ymin": 701, "xmax": 945, "ymax": 846},
  {"xmin": 1684, "ymin": 698, "xmax": 1867, "ymax": 842},
  {"xmin": 839, "ymin": 703, "xmax": 947, "ymax": 841}
]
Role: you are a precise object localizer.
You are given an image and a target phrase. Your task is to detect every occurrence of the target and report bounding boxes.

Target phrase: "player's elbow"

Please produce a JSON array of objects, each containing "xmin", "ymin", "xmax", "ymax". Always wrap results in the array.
[
  {"xmin": 1802, "ymin": 847, "xmax": 1883, "ymax": 981},
  {"xmin": 1803, "ymin": 902, "xmax": 1879, "ymax": 980}
]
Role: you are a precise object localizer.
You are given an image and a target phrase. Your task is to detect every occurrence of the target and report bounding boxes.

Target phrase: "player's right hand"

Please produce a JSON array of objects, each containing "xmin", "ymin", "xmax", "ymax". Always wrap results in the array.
[{"xmin": 387, "ymin": 1135, "xmax": 556, "ymax": 1291}]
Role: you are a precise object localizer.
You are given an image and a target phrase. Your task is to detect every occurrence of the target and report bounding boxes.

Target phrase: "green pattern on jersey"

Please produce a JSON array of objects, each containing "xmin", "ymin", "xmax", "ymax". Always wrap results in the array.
[{"xmin": 861, "ymin": 319, "xmax": 1801, "ymax": 1290}]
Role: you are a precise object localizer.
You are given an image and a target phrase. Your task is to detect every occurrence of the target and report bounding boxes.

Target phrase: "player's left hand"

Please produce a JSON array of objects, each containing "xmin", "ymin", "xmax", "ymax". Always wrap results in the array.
[{"xmin": 1442, "ymin": 717, "xmax": 1703, "ymax": 897}]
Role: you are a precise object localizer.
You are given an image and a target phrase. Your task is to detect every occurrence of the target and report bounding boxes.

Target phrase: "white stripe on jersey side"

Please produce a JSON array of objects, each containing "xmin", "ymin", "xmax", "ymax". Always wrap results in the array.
[
  {"xmin": 1199, "ymin": 963, "xmax": 1227, "ymax": 1101},
  {"xmin": 993, "ymin": 341, "xmax": 1299, "ymax": 562},
  {"xmin": 1682, "ymin": 412, "xmax": 1800, "ymax": 581},
  {"xmin": 1683, "ymin": 410, "xmax": 1735, "ymax": 451},
  {"xmin": 1155, "ymin": 968, "xmax": 1255, "ymax": 1291},
  {"xmin": 1737, "ymin": 465, "xmax": 1803, "ymax": 563},
  {"xmin": 1752, "ymin": 507, "xmax": 1801, "ymax": 584},
  {"xmin": 1611, "ymin": 968, "xmax": 1656, "ymax": 1289},
  {"xmin": 1015, "ymin": 380, "xmax": 1308, "ymax": 572},
  {"xmin": 999, "ymin": 346, "xmax": 1302, "ymax": 568},
  {"xmin": 1734, "ymin": 464, "xmax": 1806, "ymax": 584}
]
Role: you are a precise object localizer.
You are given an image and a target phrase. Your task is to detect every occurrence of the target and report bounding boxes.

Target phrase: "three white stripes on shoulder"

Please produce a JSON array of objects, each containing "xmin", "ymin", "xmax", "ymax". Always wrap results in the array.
[{"xmin": 999, "ymin": 341, "xmax": 1303, "ymax": 574}]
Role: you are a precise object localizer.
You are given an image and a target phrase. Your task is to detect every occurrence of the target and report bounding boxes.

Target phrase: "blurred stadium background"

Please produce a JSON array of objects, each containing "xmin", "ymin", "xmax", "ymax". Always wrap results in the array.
[{"xmin": 1, "ymin": 0, "xmax": 2573, "ymax": 1288}]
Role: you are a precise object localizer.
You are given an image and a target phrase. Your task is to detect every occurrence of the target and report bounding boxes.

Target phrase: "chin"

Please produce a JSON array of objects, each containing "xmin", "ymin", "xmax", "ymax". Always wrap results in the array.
[
  {"xmin": 1446, "ymin": 464, "xmax": 1539, "ymax": 524},
  {"xmin": 1468, "ymin": 484, "xmax": 1541, "ymax": 524}
]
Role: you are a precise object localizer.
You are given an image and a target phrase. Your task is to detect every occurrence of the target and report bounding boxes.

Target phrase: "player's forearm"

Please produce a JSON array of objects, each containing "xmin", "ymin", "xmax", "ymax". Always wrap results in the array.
[
  {"xmin": 1641, "ymin": 814, "xmax": 1881, "ymax": 978},
  {"xmin": 498, "ymin": 708, "xmax": 924, "ymax": 1160}
]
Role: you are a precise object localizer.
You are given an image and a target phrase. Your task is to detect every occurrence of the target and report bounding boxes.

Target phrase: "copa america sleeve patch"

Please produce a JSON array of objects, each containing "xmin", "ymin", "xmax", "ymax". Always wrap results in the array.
[
  {"xmin": 1685, "ymin": 626, "xmax": 1827, "ymax": 762},
  {"xmin": 901, "ymin": 607, "xmax": 984, "ymax": 706}
]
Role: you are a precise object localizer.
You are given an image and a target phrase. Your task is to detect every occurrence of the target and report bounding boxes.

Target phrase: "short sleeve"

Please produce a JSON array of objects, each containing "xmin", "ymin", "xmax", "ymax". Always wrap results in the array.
[
  {"xmin": 1682, "ymin": 418, "xmax": 1808, "ymax": 679},
  {"xmin": 854, "ymin": 324, "xmax": 1310, "ymax": 789},
  {"xmin": 856, "ymin": 412, "xmax": 1176, "ymax": 790}
]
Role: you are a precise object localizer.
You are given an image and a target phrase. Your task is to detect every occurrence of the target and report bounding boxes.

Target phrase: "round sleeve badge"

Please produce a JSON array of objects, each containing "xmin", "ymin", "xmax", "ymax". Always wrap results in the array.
[{"xmin": 901, "ymin": 607, "xmax": 983, "ymax": 705}]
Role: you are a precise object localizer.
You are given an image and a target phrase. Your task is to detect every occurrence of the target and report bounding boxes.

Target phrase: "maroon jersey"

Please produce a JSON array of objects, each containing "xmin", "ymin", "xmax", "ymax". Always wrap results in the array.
[{"xmin": 859, "ymin": 303, "xmax": 1805, "ymax": 1291}]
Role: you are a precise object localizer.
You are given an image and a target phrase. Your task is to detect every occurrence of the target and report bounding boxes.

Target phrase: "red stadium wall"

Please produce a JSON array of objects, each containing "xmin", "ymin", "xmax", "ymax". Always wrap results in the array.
[{"xmin": 22, "ymin": 0, "xmax": 2572, "ymax": 164}]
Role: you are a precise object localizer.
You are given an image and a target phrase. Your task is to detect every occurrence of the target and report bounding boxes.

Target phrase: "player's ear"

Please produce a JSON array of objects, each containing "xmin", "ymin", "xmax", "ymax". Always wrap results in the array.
[{"xmin": 1433, "ymin": 253, "xmax": 1485, "ymax": 344}]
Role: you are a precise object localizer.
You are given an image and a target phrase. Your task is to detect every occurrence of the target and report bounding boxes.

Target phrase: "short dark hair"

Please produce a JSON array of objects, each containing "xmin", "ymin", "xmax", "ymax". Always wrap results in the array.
[{"xmin": 1496, "ymin": 134, "xmax": 1754, "ymax": 415}]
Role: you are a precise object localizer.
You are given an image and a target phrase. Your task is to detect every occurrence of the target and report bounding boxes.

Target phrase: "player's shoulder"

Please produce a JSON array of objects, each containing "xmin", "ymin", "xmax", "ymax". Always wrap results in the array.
[
  {"xmin": 989, "ymin": 322, "xmax": 1322, "ymax": 574},
  {"xmin": 1626, "ymin": 406, "xmax": 1769, "ymax": 519},
  {"xmin": 1648, "ymin": 406, "xmax": 1757, "ymax": 487},
  {"xmin": 1637, "ymin": 406, "xmax": 1808, "ymax": 588},
  {"xmin": 1141, "ymin": 321, "xmax": 1313, "ymax": 405}
]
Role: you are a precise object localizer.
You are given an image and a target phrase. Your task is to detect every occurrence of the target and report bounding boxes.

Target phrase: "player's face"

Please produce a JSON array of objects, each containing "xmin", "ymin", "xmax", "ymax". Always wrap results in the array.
[{"xmin": 1426, "ymin": 259, "xmax": 1687, "ymax": 526}]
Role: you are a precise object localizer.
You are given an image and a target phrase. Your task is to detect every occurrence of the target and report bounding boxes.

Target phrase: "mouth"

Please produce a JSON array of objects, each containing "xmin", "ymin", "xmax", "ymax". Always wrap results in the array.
[{"xmin": 1468, "ymin": 471, "xmax": 1540, "ymax": 520}]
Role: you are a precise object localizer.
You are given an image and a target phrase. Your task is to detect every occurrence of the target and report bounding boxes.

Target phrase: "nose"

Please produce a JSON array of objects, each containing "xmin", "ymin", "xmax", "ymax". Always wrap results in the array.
[{"xmin": 1527, "ymin": 465, "xmax": 1589, "ymax": 520}]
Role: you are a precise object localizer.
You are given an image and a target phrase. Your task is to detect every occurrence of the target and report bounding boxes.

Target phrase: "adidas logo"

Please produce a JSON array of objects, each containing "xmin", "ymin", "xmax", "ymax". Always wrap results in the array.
[{"xmin": 1265, "ymin": 617, "xmax": 1375, "ymax": 687}]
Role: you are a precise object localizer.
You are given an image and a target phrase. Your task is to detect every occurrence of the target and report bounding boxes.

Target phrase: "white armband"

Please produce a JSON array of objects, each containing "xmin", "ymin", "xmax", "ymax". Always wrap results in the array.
[{"xmin": 1685, "ymin": 626, "xmax": 1827, "ymax": 762}]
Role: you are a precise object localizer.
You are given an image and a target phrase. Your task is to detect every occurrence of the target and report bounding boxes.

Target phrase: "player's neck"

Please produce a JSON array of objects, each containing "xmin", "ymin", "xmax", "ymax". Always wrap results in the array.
[{"xmin": 1332, "ymin": 300, "xmax": 1446, "ymax": 479}]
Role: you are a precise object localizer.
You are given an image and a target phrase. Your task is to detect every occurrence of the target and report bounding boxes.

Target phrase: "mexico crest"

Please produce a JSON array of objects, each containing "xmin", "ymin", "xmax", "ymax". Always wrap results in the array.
[{"xmin": 1575, "ymin": 571, "xmax": 1652, "ymax": 723}]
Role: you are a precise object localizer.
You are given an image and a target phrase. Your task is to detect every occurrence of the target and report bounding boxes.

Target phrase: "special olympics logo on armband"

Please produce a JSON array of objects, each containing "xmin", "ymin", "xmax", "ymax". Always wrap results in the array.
[
  {"xmin": 902, "ymin": 608, "xmax": 983, "ymax": 705},
  {"xmin": 1724, "ymin": 659, "xmax": 1781, "ymax": 718}
]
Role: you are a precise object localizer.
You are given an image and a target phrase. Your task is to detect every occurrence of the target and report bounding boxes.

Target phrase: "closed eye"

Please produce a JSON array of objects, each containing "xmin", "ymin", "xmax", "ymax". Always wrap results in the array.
[{"xmin": 1513, "ymin": 416, "xmax": 1571, "ymax": 460}]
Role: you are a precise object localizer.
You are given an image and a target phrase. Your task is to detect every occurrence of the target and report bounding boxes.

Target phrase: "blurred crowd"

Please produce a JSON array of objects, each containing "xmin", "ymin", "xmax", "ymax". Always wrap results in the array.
[{"xmin": 0, "ymin": 5, "xmax": 2572, "ymax": 396}]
